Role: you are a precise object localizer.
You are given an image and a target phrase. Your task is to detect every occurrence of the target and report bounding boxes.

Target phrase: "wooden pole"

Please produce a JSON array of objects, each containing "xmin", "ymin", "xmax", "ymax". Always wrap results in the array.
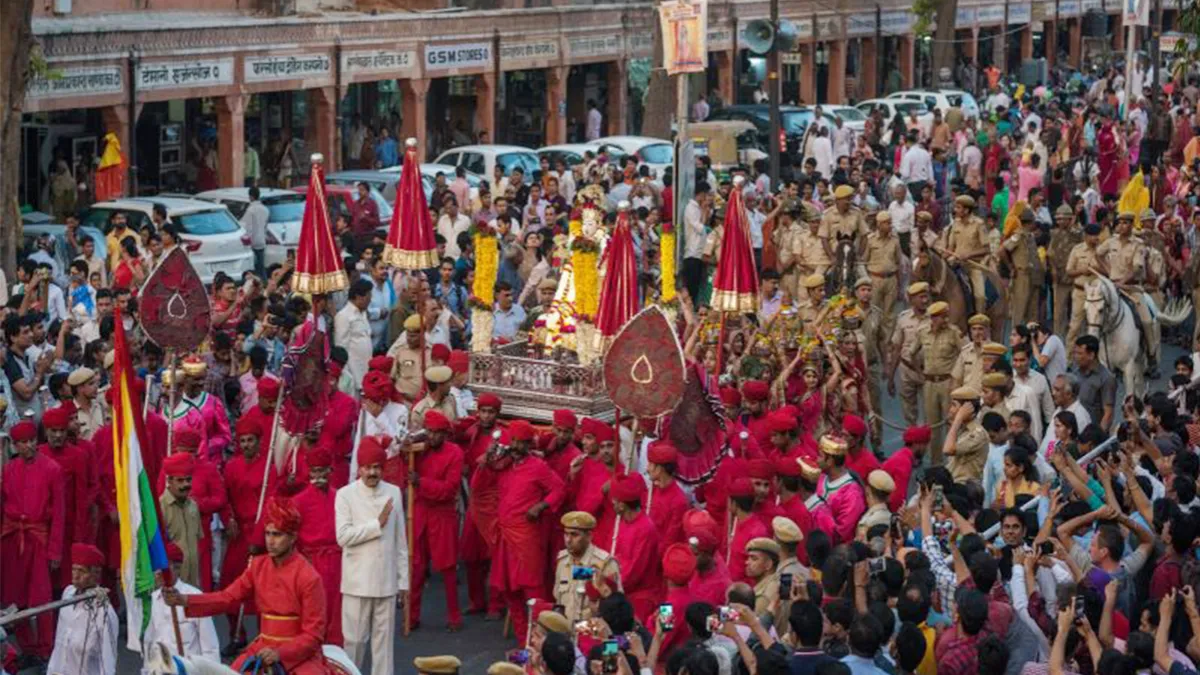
[
  {"xmin": 714, "ymin": 312, "xmax": 727, "ymax": 376},
  {"xmin": 256, "ymin": 381, "xmax": 289, "ymax": 519},
  {"xmin": 405, "ymin": 449, "xmax": 415, "ymax": 636},
  {"xmin": 164, "ymin": 350, "xmax": 178, "ymax": 455},
  {"xmin": 609, "ymin": 412, "xmax": 622, "ymax": 553}
]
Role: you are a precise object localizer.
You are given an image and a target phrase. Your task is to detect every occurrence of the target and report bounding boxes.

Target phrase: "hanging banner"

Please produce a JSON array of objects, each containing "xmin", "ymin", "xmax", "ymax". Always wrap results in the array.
[{"xmin": 660, "ymin": 0, "xmax": 708, "ymax": 75}]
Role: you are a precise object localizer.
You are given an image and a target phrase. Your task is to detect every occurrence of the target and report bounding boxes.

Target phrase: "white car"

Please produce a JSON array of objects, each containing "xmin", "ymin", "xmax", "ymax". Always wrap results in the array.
[
  {"xmin": 377, "ymin": 163, "xmax": 482, "ymax": 207},
  {"xmin": 856, "ymin": 98, "xmax": 936, "ymax": 144},
  {"xmin": 592, "ymin": 135, "xmax": 673, "ymax": 178},
  {"xmin": 537, "ymin": 143, "xmax": 615, "ymax": 168},
  {"xmin": 887, "ymin": 89, "xmax": 981, "ymax": 120},
  {"xmin": 81, "ymin": 197, "xmax": 254, "ymax": 284},
  {"xmin": 820, "ymin": 105, "xmax": 870, "ymax": 135},
  {"xmin": 194, "ymin": 188, "xmax": 305, "ymax": 268},
  {"xmin": 433, "ymin": 145, "xmax": 540, "ymax": 186}
]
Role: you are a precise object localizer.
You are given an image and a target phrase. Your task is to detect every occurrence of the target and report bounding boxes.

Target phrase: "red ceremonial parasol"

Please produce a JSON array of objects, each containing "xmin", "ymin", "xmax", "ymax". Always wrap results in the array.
[
  {"xmin": 293, "ymin": 153, "xmax": 348, "ymax": 295},
  {"xmin": 383, "ymin": 138, "xmax": 439, "ymax": 270},
  {"xmin": 595, "ymin": 202, "xmax": 640, "ymax": 337},
  {"xmin": 710, "ymin": 177, "xmax": 759, "ymax": 314}
]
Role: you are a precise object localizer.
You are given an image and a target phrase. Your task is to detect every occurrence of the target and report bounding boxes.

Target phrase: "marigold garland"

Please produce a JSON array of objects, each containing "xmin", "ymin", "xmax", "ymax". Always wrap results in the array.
[
  {"xmin": 573, "ymin": 248, "xmax": 600, "ymax": 320},
  {"xmin": 471, "ymin": 230, "xmax": 499, "ymax": 309},
  {"xmin": 660, "ymin": 229, "xmax": 677, "ymax": 305}
]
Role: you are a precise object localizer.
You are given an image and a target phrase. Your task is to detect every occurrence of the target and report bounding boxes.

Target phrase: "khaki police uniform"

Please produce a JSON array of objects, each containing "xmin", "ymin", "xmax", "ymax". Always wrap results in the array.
[
  {"xmin": 821, "ymin": 206, "xmax": 868, "ymax": 243},
  {"xmin": 553, "ymin": 545, "xmax": 621, "ymax": 623},
  {"xmin": 1004, "ymin": 227, "xmax": 1043, "ymax": 326},
  {"xmin": 386, "ymin": 344, "xmax": 427, "ymax": 400},
  {"xmin": 915, "ymin": 322, "xmax": 963, "ymax": 462},
  {"xmin": 409, "ymin": 394, "xmax": 459, "ymax": 430},
  {"xmin": 752, "ymin": 571, "xmax": 781, "ymax": 616},
  {"xmin": 861, "ymin": 303, "xmax": 887, "ymax": 443},
  {"xmin": 951, "ymin": 341, "xmax": 985, "ymax": 392},
  {"xmin": 890, "ymin": 309, "xmax": 930, "ymax": 425},
  {"xmin": 1047, "ymin": 224, "xmax": 1083, "ymax": 338},
  {"xmin": 775, "ymin": 221, "xmax": 806, "ymax": 301},
  {"xmin": 1065, "ymin": 241, "xmax": 1103, "ymax": 352},
  {"xmin": 793, "ymin": 228, "xmax": 832, "ymax": 278},
  {"xmin": 1098, "ymin": 234, "xmax": 1154, "ymax": 361},
  {"xmin": 943, "ymin": 216, "xmax": 991, "ymax": 312},
  {"xmin": 863, "ymin": 232, "xmax": 902, "ymax": 337},
  {"xmin": 947, "ymin": 419, "xmax": 989, "ymax": 483}
]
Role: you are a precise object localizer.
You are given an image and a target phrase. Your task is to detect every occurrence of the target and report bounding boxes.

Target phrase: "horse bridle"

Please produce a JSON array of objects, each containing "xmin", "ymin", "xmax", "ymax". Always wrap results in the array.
[{"xmin": 1085, "ymin": 283, "xmax": 1120, "ymax": 366}]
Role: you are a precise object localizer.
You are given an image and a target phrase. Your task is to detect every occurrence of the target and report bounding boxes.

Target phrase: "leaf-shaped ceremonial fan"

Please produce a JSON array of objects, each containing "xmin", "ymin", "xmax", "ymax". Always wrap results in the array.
[
  {"xmin": 664, "ymin": 361, "xmax": 728, "ymax": 486},
  {"xmin": 602, "ymin": 305, "xmax": 686, "ymax": 419},
  {"xmin": 138, "ymin": 247, "xmax": 212, "ymax": 351}
]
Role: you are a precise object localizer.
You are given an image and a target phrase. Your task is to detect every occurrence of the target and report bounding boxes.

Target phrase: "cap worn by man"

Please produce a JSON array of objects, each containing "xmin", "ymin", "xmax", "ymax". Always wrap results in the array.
[
  {"xmin": 357, "ymin": 435, "xmax": 389, "ymax": 467},
  {"xmin": 425, "ymin": 365, "xmax": 452, "ymax": 384},
  {"xmin": 424, "ymin": 410, "xmax": 452, "ymax": 431},
  {"xmin": 956, "ymin": 195, "xmax": 976, "ymax": 209},
  {"xmin": 928, "ymin": 301, "xmax": 949, "ymax": 316},
  {"xmin": 67, "ymin": 367, "xmax": 97, "ymax": 387},
  {"xmin": 509, "ymin": 419, "xmax": 536, "ymax": 442},
  {"xmin": 487, "ymin": 663, "xmax": 523, "ymax": 675},
  {"xmin": 747, "ymin": 459, "xmax": 774, "ymax": 480},
  {"xmin": 771, "ymin": 517, "xmax": 802, "ymax": 544},
  {"xmin": 662, "ymin": 542, "xmax": 698, "ymax": 585},
  {"xmin": 854, "ymin": 277, "xmax": 873, "ymax": 290},
  {"xmin": 876, "ymin": 211, "xmax": 892, "ymax": 224},
  {"xmin": 42, "ymin": 406, "xmax": 71, "ymax": 429},
  {"xmin": 561, "ymin": 511, "xmax": 597, "ymax": 531},
  {"xmin": 415, "ymin": 656, "xmax": 463, "ymax": 675},
  {"xmin": 917, "ymin": 211, "xmax": 933, "ymax": 224},
  {"xmin": 907, "ymin": 282, "xmax": 930, "ymax": 296},
  {"xmin": 818, "ymin": 435, "xmax": 847, "ymax": 456},
  {"xmin": 982, "ymin": 342, "xmax": 1008, "ymax": 356},
  {"xmin": 743, "ymin": 381, "xmax": 769, "ymax": 402},
  {"xmin": 612, "ymin": 475, "xmax": 646, "ymax": 502},
  {"xmin": 647, "ymin": 441, "xmax": 678, "ymax": 465},
  {"xmin": 404, "ymin": 314, "xmax": 424, "ymax": 331},
  {"xmin": 798, "ymin": 458, "xmax": 821, "ymax": 482},
  {"xmin": 951, "ymin": 386, "xmax": 981, "ymax": 401},
  {"xmin": 967, "ymin": 314, "xmax": 991, "ymax": 327},
  {"xmin": 842, "ymin": 414, "xmax": 867, "ymax": 438},
  {"xmin": 867, "ymin": 470, "xmax": 896, "ymax": 493},
  {"xmin": 746, "ymin": 537, "xmax": 782, "ymax": 557},
  {"xmin": 162, "ymin": 452, "xmax": 195, "ymax": 477},
  {"xmin": 903, "ymin": 425, "xmax": 932, "ymax": 445},
  {"xmin": 537, "ymin": 610, "xmax": 571, "ymax": 634},
  {"xmin": 981, "ymin": 372, "xmax": 1009, "ymax": 389},
  {"xmin": 71, "ymin": 543, "xmax": 105, "ymax": 568},
  {"xmin": 478, "ymin": 393, "xmax": 502, "ymax": 410},
  {"xmin": 801, "ymin": 274, "xmax": 825, "ymax": 289},
  {"xmin": 553, "ymin": 409, "xmax": 577, "ymax": 428},
  {"xmin": 834, "ymin": 185, "xmax": 854, "ymax": 200}
]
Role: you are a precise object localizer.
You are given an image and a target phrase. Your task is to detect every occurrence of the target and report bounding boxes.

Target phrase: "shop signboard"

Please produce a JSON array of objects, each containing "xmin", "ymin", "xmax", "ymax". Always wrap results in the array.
[
  {"xmin": 956, "ymin": 6, "xmax": 977, "ymax": 28},
  {"xmin": 500, "ymin": 39, "xmax": 561, "ymax": 69},
  {"xmin": 846, "ymin": 13, "xmax": 877, "ymax": 36},
  {"xmin": 244, "ymin": 53, "xmax": 332, "ymax": 83},
  {"xmin": 28, "ymin": 65, "xmax": 123, "ymax": 101},
  {"xmin": 567, "ymin": 35, "xmax": 624, "ymax": 60},
  {"xmin": 707, "ymin": 26, "xmax": 734, "ymax": 50},
  {"xmin": 138, "ymin": 58, "xmax": 234, "ymax": 91},
  {"xmin": 1009, "ymin": 3, "xmax": 1032, "ymax": 23},
  {"xmin": 424, "ymin": 43, "xmax": 494, "ymax": 74},
  {"xmin": 340, "ymin": 49, "xmax": 419, "ymax": 78}
]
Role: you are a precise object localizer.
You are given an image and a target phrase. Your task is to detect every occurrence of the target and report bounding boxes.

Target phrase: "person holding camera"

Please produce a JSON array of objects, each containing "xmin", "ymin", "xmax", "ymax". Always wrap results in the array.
[
  {"xmin": 744, "ymin": 538, "xmax": 781, "ymax": 616},
  {"xmin": 554, "ymin": 512, "xmax": 621, "ymax": 623}
]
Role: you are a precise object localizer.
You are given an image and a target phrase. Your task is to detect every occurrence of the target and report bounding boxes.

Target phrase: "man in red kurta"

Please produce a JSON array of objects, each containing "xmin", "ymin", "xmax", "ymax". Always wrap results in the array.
[
  {"xmin": 701, "ymin": 429, "xmax": 764, "ymax": 552},
  {"xmin": 474, "ymin": 419, "xmax": 565, "ymax": 646},
  {"xmin": 292, "ymin": 446, "xmax": 342, "ymax": 646},
  {"xmin": 574, "ymin": 419, "xmax": 625, "ymax": 551},
  {"xmin": 742, "ymin": 381, "xmax": 773, "ymax": 450},
  {"xmin": 683, "ymin": 509, "xmax": 732, "ymax": 607},
  {"xmin": 726, "ymin": 478, "xmax": 770, "ymax": 585},
  {"xmin": 407, "ymin": 410, "xmax": 466, "ymax": 631},
  {"xmin": 220, "ymin": 415, "xmax": 279, "ymax": 648},
  {"xmin": 1, "ymin": 421, "xmax": 64, "ymax": 660},
  {"xmin": 541, "ymin": 408, "xmax": 582, "ymax": 590},
  {"xmin": 458, "ymin": 393, "xmax": 506, "ymax": 617},
  {"xmin": 774, "ymin": 456, "xmax": 815, "ymax": 565},
  {"xmin": 166, "ymin": 498, "xmax": 332, "ymax": 675},
  {"xmin": 645, "ymin": 441, "xmax": 688, "ymax": 552},
  {"xmin": 155, "ymin": 429, "xmax": 227, "ymax": 592},
  {"xmin": 649, "ymin": 543, "xmax": 696, "ymax": 662},
  {"xmin": 610, "ymin": 475, "xmax": 663, "ymax": 620},
  {"xmin": 880, "ymin": 425, "xmax": 930, "ymax": 512},
  {"xmin": 318, "ymin": 384, "xmax": 359, "ymax": 489},
  {"xmin": 841, "ymin": 414, "xmax": 880, "ymax": 480},
  {"xmin": 40, "ymin": 405, "xmax": 94, "ymax": 592},
  {"xmin": 241, "ymin": 378, "xmax": 281, "ymax": 463}
]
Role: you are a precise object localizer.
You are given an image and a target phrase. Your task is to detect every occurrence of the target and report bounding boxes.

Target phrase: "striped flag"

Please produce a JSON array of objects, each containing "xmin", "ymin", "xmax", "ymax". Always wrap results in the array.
[{"xmin": 111, "ymin": 306, "xmax": 169, "ymax": 652}]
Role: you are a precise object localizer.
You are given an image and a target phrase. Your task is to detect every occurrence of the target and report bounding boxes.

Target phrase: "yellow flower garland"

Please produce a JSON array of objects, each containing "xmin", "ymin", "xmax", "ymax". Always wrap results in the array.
[
  {"xmin": 660, "ymin": 231, "xmax": 676, "ymax": 304},
  {"xmin": 473, "ymin": 232, "xmax": 499, "ymax": 306},
  {"xmin": 574, "ymin": 249, "xmax": 599, "ymax": 319}
]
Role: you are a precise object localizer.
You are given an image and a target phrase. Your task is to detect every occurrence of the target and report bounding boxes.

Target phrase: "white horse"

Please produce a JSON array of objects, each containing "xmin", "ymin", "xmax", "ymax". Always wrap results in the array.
[
  {"xmin": 142, "ymin": 641, "xmax": 361, "ymax": 675},
  {"xmin": 1084, "ymin": 276, "xmax": 1192, "ymax": 396}
]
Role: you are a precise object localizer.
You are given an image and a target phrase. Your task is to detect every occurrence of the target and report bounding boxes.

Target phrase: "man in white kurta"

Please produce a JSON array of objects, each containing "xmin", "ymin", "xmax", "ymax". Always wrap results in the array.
[
  {"xmin": 350, "ymin": 370, "xmax": 410, "ymax": 479},
  {"xmin": 47, "ymin": 544, "xmax": 118, "ymax": 675},
  {"xmin": 334, "ymin": 280, "xmax": 374, "ymax": 396},
  {"xmin": 336, "ymin": 436, "xmax": 410, "ymax": 675},
  {"xmin": 141, "ymin": 544, "xmax": 220, "ymax": 671}
]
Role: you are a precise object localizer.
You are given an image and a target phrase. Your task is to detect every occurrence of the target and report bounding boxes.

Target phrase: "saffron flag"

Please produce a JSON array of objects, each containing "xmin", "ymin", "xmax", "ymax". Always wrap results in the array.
[{"xmin": 112, "ymin": 305, "xmax": 169, "ymax": 652}]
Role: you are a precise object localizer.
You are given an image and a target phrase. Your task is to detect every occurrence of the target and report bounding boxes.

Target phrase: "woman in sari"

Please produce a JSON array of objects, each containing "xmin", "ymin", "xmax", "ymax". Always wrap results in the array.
[
  {"xmin": 111, "ymin": 237, "xmax": 145, "ymax": 291},
  {"xmin": 1098, "ymin": 117, "xmax": 1122, "ymax": 197}
]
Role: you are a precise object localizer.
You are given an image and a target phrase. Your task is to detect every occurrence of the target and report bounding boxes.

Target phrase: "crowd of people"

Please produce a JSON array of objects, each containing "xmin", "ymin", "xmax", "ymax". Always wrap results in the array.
[{"xmin": 10, "ymin": 53, "xmax": 1200, "ymax": 675}]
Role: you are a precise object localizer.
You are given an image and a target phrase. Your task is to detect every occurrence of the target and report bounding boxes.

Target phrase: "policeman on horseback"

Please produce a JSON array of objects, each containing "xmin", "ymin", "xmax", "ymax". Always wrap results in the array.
[
  {"xmin": 942, "ymin": 195, "xmax": 991, "ymax": 316},
  {"xmin": 1098, "ymin": 211, "xmax": 1157, "ymax": 377}
]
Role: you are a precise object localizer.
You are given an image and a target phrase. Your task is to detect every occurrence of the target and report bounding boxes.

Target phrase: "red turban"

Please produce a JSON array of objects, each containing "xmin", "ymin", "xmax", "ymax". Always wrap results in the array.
[
  {"xmin": 766, "ymin": 412, "xmax": 797, "ymax": 434},
  {"xmin": 265, "ymin": 497, "xmax": 302, "ymax": 535},
  {"xmin": 173, "ymin": 430, "xmax": 202, "ymax": 452},
  {"xmin": 362, "ymin": 371, "xmax": 393, "ymax": 402},
  {"xmin": 10, "ymin": 421, "xmax": 36, "ymax": 442},
  {"xmin": 368, "ymin": 355, "xmax": 394, "ymax": 373},
  {"xmin": 509, "ymin": 419, "xmax": 535, "ymax": 442},
  {"xmin": 431, "ymin": 343, "xmax": 451, "ymax": 363},
  {"xmin": 448, "ymin": 350, "xmax": 470, "ymax": 375},
  {"xmin": 553, "ymin": 409, "xmax": 577, "ymax": 429},
  {"xmin": 424, "ymin": 410, "xmax": 451, "ymax": 432},
  {"xmin": 747, "ymin": 459, "xmax": 774, "ymax": 480},
  {"xmin": 42, "ymin": 406, "xmax": 70, "ymax": 430},
  {"xmin": 592, "ymin": 423, "xmax": 615, "ymax": 444},
  {"xmin": 903, "ymin": 425, "xmax": 932, "ymax": 445},
  {"xmin": 742, "ymin": 381, "xmax": 769, "ymax": 402},
  {"xmin": 842, "ymin": 414, "xmax": 867, "ymax": 438},
  {"xmin": 307, "ymin": 445, "xmax": 333, "ymax": 468},
  {"xmin": 662, "ymin": 543, "xmax": 698, "ymax": 585},
  {"xmin": 257, "ymin": 377, "xmax": 280, "ymax": 400},
  {"xmin": 477, "ymin": 393, "xmax": 503, "ymax": 410},
  {"xmin": 164, "ymin": 542, "xmax": 184, "ymax": 563},
  {"xmin": 728, "ymin": 477, "xmax": 754, "ymax": 498},
  {"xmin": 611, "ymin": 475, "xmax": 646, "ymax": 503},
  {"xmin": 580, "ymin": 417, "xmax": 606, "ymax": 439},
  {"xmin": 775, "ymin": 456, "xmax": 802, "ymax": 478},
  {"xmin": 235, "ymin": 416, "xmax": 263, "ymax": 439},
  {"xmin": 720, "ymin": 386, "xmax": 742, "ymax": 407},
  {"xmin": 328, "ymin": 362, "xmax": 344, "ymax": 379},
  {"xmin": 357, "ymin": 436, "xmax": 389, "ymax": 468},
  {"xmin": 71, "ymin": 543, "xmax": 105, "ymax": 567},
  {"xmin": 647, "ymin": 441, "xmax": 678, "ymax": 465},
  {"xmin": 162, "ymin": 452, "xmax": 195, "ymax": 477},
  {"xmin": 682, "ymin": 510, "xmax": 719, "ymax": 553}
]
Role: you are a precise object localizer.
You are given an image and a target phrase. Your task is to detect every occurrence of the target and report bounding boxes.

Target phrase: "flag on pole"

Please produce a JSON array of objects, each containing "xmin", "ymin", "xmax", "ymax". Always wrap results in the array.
[{"xmin": 112, "ymin": 305, "xmax": 169, "ymax": 652}]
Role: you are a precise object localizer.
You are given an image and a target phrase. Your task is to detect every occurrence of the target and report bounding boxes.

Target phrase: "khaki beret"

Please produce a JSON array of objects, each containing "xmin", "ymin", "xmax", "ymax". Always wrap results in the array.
[
  {"xmin": 488, "ymin": 664, "xmax": 525, "ymax": 675},
  {"xmin": 854, "ymin": 277, "xmax": 873, "ymax": 289},
  {"xmin": 818, "ymin": 434, "xmax": 847, "ymax": 456},
  {"xmin": 771, "ymin": 516, "xmax": 803, "ymax": 543},
  {"xmin": 981, "ymin": 342, "xmax": 1008, "ymax": 356},
  {"xmin": 1018, "ymin": 208, "xmax": 1035, "ymax": 223},
  {"xmin": 834, "ymin": 185, "xmax": 855, "ymax": 200},
  {"xmin": 404, "ymin": 314, "xmax": 424, "ymax": 331},
  {"xmin": 538, "ymin": 277, "xmax": 559, "ymax": 291},
  {"xmin": 425, "ymin": 365, "xmax": 453, "ymax": 383},
  {"xmin": 981, "ymin": 372, "xmax": 1009, "ymax": 389},
  {"xmin": 867, "ymin": 469, "xmax": 896, "ymax": 493},
  {"xmin": 67, "ymin": 367, "xmax": 97, "ymax": 387},
  {"xmin": 955, "ymin": 195, "xmax": 976, "ymax": 209},
  {"xmin": 1055, "ymin": 204, "xmax": 1075, "ymax": 218},
  {"xmin": 415, "ymin": 656, "xmax": 463, "ymax": 674},
  {"xmin": 967, "ymin": 313, "xmax": 991, "ymax": 327},
  {"xmin": 537, "ymin": 610, "xmax": 572, "ymax": 634},
  {"xmin": 561, "ymin": 511, "xmax": 597, "ymax": 530},
  {"xmin": 876, "ymin": 211, "xmax": 892, "ymax": 224},
  {"xmin": 1117, "ymin": 210, "xmax": 1137, "ymax": 221},
  {"xmin": 928, "ymin": 301, "xmax": 949, "ymax": 316},
  {"xmin": 916, "ymin": 211, "xmax": 933, "ymax": 223},
  {"xmin": 745, "ymin": 537, "xmax": 782, "ymax": 557},
  {"xmin": 801, "ymin": 273, "xmax": 825, "ymax": 289},
  {"xmin": 951, "ymin": 386, "xmax": 981, "ymax": 401},
  {"xmin": 907, "ymin": 282, "xmax": 930, "ymax": 296}
]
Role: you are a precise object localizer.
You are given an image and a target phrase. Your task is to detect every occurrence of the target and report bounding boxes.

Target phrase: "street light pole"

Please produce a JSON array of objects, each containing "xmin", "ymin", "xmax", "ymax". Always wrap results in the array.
[{"xmin": 768, "ymin": 0, "xmax": 781, "ymax": 183}]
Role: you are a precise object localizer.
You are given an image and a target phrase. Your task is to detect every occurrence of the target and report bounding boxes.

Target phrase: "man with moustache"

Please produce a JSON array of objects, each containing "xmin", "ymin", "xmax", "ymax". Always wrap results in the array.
[{"xmin": 292, "ymin": 446, "xmax": 343, "ymax": 645}]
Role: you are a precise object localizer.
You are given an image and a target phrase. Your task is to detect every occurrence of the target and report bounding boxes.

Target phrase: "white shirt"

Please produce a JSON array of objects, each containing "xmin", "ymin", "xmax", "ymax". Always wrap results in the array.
[
  {"xmin": 899, "ymin": 145, "xmax": 933, "ymax": 183},
  {"xmin": 336, "ymin": 479, "xmax": 410, "ymax": 597},
  {"xmin": 142, "ymin": 581, "xmax": 220, "ymax": 670},
  {"xmin": 334, "ymin": 303, "xmax": 372, "ymax": 392},
  {"xmin": 241, "ymin": 200, "xmax": 270, "ymax": 250},
  {"xmin": 1039, "ymin": 335, "xmax": 1068, "ymax": 385},
  {"xmin": 587, "ymin": 108, "xmax": 603, "ymax": 141},
  {"xmin": 450, "ymin": 385, "xmax": 475, "ymax": 418},
  {"xmin": 887, "ymin": 198, "xmax": 916, "ymax": 235},
  {"xmin": 437, "ymin": 213, "xmax": 472, "ymax": 259},
  {"xmin": 748, "ymin": 209, "xmax": 765, "ymax": 249},
  {"xmin": 1006, "ymin": 380, "xmax": 1044, "ymax": 443},
  {"xmin": 48, "ymin": 585, "xmax": 118, "ymax": 675},
  {"xmin": 811, "ymin": 136, "xmax": 833, "ymax": 178},
  {"xmin": 1015, "ymin": 369, "xmax": 1054, "ymax": 433},
  {"xmin": 832, "ymin": 126, "xmax": 854, "ymax": 160},
  {"xmin": 684, "ymin": 200, "xmax": 706, "ymax": 259}
]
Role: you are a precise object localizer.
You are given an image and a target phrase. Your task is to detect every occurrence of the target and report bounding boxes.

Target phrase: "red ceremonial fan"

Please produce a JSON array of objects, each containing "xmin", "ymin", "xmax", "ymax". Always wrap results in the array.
[
  {"xmin": 595, "ymin": 203, "xmax": 640, "ymax": 337},
  {"xmin": 710, "ymin": 178, "xmax": 759, "ymax": 314},
  {"xmin": 294, "ymin": 153, "xmax": 348, "ymax": 295},
  {"xmin": 663, "ymin": 361, "xmax": 728, "ymax": 486},
  {"xmin": 603, "ymin": 305, "xmax": 686, "ymax": 419},
  {"xmin": 137, "ymin": 247, "xmax": 212, "ymax": 351},
  {"xmin": 383, "ymin": 138, "xmax": 439, "ymax": 270}
]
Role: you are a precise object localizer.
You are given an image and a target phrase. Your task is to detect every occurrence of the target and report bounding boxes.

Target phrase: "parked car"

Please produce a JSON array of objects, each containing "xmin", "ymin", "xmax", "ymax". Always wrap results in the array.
[
  {"xmin": 292, "ymin": 183, "xmax": 393, "ymax": 247},
  {"xmin": 194, "ymin": 188, "xmax": 305, "ymax": 267},
  {"xmin": 706, "ymin": 105, "xmax": 835, "ymax": 156},
  {"xmin": 593, "ymin": 136, "xmax": 673, "ymax": 178},
  {"xmin": 326, "ymin": 170, "xmax": 401, "ymax": 203},
  {"xmin": 820, "ymin": 104, "xmax": 869, "ymax": 134},
  {"xmin": 886, "ymin": 89, "xmax": 981, "ymax": 119},
  {"xmin": 80, "ymin": 197, "xmax": 253, "ymax": 283},
  {"xmin": 433, "ymin": 145, "xmax": 540, "ymax": 185},
  {"xmin": 537, "ymin": 142, "xmax": 614, "ymax": 168},
  {"xmin": 20, "ymin": 211, "xmax": 54, "ymax": 226},
  {"xmin": 378, "ymin": 163, "xmax": 483, "ymax": 206}
]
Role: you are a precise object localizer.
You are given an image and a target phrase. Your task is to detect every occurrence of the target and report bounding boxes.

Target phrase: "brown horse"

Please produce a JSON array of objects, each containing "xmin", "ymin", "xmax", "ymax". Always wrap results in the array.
[{"xmin": 912, "ymin": 248, "xmax": 1009, "ymax": 341}]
